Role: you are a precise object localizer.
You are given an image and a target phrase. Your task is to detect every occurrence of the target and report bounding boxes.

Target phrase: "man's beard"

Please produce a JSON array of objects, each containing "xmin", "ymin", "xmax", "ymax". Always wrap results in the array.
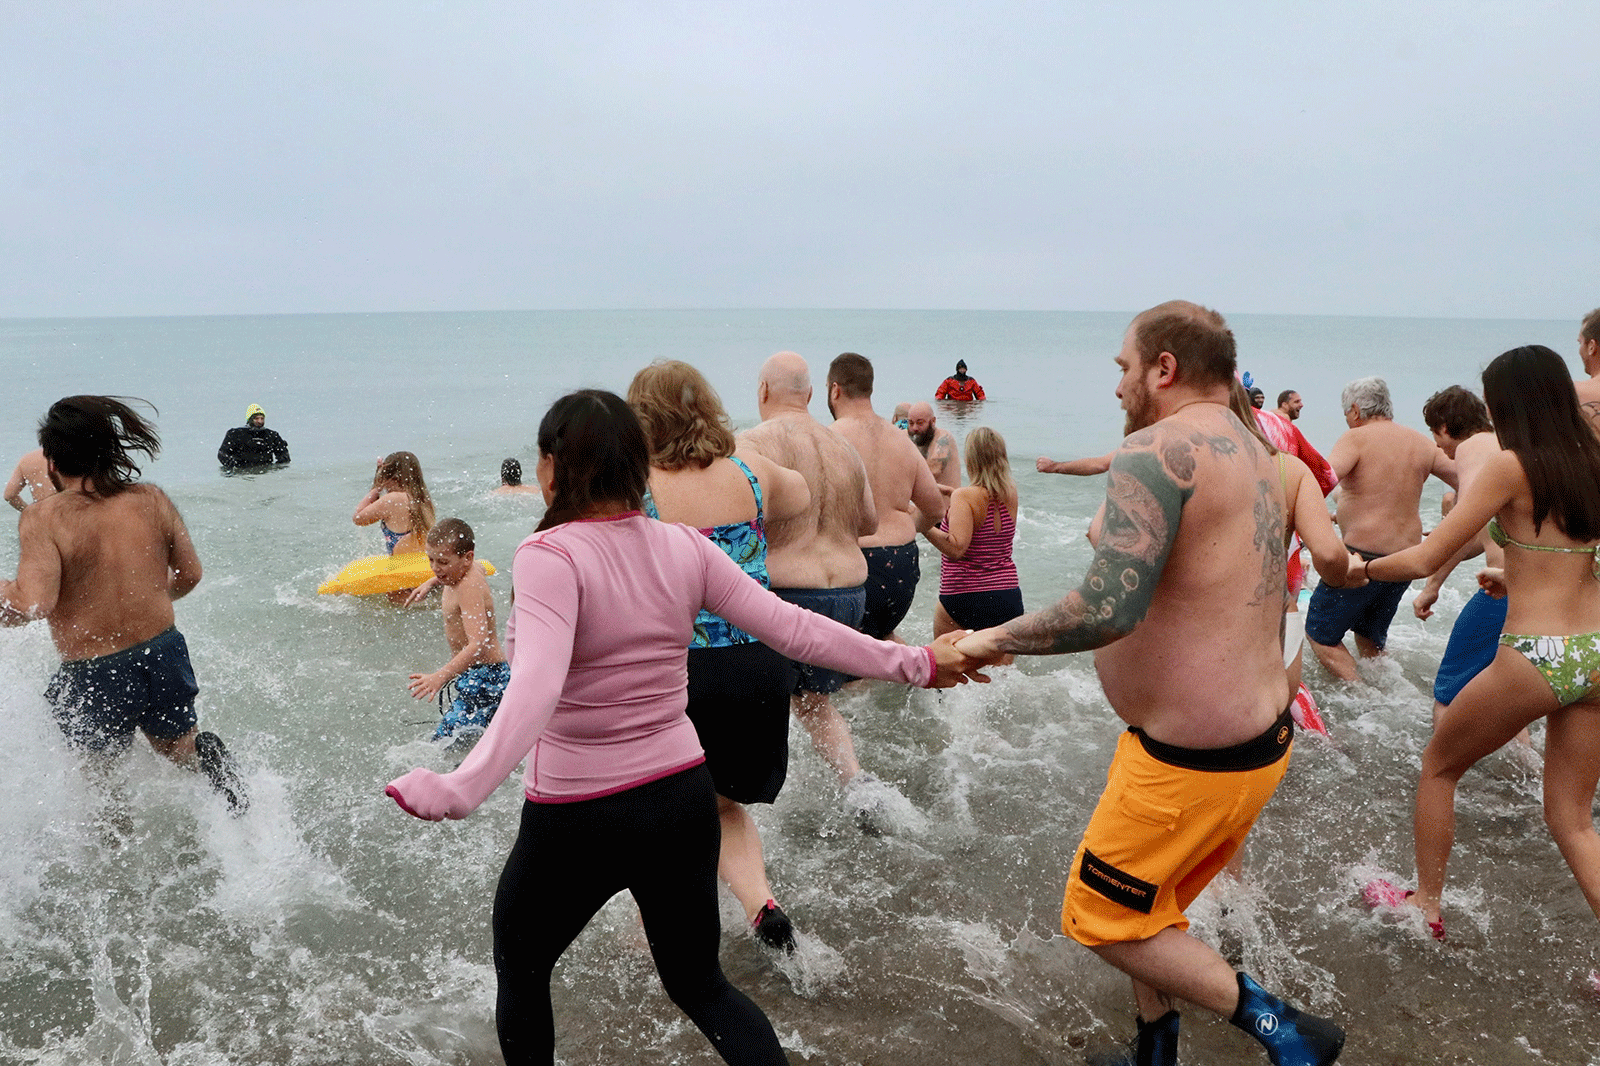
[
  {"xmin": 1122, "ymin": 379, "xmax": 1158, "ymax": 435},
  {"xmin": 910, "ymin": 426, "xmax": 935, "ymax": 448}
]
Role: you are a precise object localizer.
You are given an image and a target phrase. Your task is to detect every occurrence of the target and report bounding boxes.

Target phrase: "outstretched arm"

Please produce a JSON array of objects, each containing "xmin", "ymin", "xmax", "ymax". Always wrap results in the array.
[
  {"xmin": 963, "ymin": 430, "xmax": 1191, "ymax": 657},
  {"xmin": 1036, "ymin": 451, "xmax": 1115, "ymax": 476}
]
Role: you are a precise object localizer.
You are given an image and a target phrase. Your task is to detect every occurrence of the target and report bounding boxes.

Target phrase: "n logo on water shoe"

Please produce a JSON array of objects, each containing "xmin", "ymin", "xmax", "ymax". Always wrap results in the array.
[{"xmin": 1255, "ymin": 1014, "xmax": 1279, "ymax": 1036}]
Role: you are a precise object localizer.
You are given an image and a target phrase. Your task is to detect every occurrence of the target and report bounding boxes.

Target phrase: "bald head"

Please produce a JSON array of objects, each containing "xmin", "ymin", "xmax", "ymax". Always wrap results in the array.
[
  {"xmin": 757, "ymin": 351, "xmax": 813, "ymax": 416},
  {"xmin": 908, "ymin": 401, "xmax": 934, "ymax": 423}
]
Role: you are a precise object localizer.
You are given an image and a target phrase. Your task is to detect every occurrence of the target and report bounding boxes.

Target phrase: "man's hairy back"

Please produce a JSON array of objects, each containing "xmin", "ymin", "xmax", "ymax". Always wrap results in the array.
[
  {"xmin": 738, "ymin": 413, "xmax": 872, "ymax": 588},
  {"xmin": 22, "ymin": 484, "xmax": 194, "ymax": 659}
]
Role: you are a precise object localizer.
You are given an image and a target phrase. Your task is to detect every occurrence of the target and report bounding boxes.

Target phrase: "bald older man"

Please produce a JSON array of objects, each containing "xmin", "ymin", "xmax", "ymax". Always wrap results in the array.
[
  {"xmin": 739, "ymin": 353, "xmax": 894, "ymax": 817},
  {"xmin": 906, "ymin": 401, "xmax": 961, "ymax": 494}
]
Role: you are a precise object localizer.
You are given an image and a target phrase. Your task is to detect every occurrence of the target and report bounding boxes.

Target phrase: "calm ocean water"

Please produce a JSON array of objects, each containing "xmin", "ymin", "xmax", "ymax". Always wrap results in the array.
[{"xmin": 0, "ymin": 309, "xmax": 1594, "ymax": 1065}]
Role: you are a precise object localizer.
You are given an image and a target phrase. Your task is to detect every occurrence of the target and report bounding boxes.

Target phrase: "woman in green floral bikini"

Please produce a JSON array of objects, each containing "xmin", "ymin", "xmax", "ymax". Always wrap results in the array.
[{"xmin": 1357, "ymin": 345, "xmax": 1600, "ymax": 948}]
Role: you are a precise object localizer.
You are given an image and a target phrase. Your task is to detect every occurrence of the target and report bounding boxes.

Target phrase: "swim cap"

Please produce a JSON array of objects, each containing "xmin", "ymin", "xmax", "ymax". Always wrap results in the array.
[{"xmin": 246, "ymin": 404, "xmax": 265, "ymax": 420}]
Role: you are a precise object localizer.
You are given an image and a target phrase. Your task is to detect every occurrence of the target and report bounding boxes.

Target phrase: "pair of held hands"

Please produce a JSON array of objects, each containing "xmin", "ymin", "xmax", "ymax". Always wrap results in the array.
[{"xmin": 926, "ymin": 629, "xmax": 1012, "ymax": 688}]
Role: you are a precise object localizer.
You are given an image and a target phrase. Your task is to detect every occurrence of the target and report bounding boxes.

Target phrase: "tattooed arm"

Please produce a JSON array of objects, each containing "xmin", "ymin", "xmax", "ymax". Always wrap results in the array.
[{"xmin": 967, "ymin": 430, "xmax": 1193, "ymax": 657}]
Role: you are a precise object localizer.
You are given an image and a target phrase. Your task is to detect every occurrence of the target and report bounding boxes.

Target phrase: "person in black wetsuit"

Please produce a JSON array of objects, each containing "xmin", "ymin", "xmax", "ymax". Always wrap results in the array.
[{"xmin": 217, "ymin": 404, "xmax": 290, "ymax": 470}]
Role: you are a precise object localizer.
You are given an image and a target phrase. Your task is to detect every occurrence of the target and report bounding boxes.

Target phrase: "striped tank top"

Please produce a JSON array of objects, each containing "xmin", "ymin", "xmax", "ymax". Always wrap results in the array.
[{"xmin": 939, "ymin": 495, "xmax": 1019, "ymax": 595}]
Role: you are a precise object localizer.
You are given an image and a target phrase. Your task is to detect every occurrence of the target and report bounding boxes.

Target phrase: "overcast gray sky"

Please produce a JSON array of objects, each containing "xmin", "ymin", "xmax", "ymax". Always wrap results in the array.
[{"xmin": 3, "ymin": 1, "xmax": 1596, "ymax": 319}]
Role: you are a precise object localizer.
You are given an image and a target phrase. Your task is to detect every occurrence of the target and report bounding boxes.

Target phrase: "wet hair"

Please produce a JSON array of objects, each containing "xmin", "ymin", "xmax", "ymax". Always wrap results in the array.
[
  {"xmin": 827, "ymin": 352, "xmax": 874, "ymax": 399},
  {"xmin": 1227, "ymin": 380, "xmax": 1276, "ymax": 454},
  {"xmin": 37, "ymin": 395, "xmax": 161, "ymax": 497},
  {"xmin": 426, "ymin": 517, "xmax": 474, "ymax": 554},
  {"xmin": 1340, "ymin": 377, "xmax": 1393, "ymax": 420},
  {"xmin": 501, "ymin": 458, "xmax": 522, "ymax": 486},
  {"xmin": 1483, "ymin": 345, "xmax": 1600, "ymax": 540},
  {"xmin": 373, "ymin": 451, "xmax": 436, "ymax": 540},
  {"xmin": 1422, "ymin": 386, "xmax": 1492, "ymax": 439},
  {"xmin": 964, "ymin": 427, "xmax": 1015, "ymax": 500},
  {"xmin": 1130, "ymin": 301, "xmax": 1235, "ymax": 389},
  {"xmin": 534, "ymin": 390, "xmax": 649, "ymax": 533},
  {"xmin": 1583, "ymin": 308, "xmax": 1600, "ymax": 345},
  {"xmin": 1276, "ymin": 389, "xmax": 1298, "ymax": 407},
  {"xmin": 626, "ymin": 360, "xmax": 736, "ymax": 471}
]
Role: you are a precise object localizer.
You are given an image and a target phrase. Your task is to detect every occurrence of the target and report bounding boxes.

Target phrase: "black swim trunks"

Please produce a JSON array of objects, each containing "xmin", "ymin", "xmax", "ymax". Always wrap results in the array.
[
  {"xmin": 686, "ymin": 642, "xmax": 794, "ymax": 804},
  {"xmin": 774, "ymin": 586, "xmax": 866, "ymax": 694},
  {"xmin": 860, "ymin": 541, "xmax": 921, "ymax": 640},
  {"xmin": 45, "ymin": 627, "xmax": 200, "ymax": 755},
  {"xmin": 939, "ymin": 587, "xmax": 1025, "ymax": 631}
]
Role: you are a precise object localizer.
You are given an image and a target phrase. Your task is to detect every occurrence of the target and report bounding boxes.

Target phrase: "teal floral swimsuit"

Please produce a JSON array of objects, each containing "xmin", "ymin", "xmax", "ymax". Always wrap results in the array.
[{"xmin": 643, "ymin": 456, "xmax": 768, "ymax": 649}]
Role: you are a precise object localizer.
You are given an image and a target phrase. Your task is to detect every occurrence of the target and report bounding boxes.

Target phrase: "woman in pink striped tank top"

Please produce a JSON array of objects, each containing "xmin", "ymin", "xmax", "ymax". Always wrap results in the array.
[{"xmin": 924, "ymin": 427, "xmax": 1025, "ymax": 634}]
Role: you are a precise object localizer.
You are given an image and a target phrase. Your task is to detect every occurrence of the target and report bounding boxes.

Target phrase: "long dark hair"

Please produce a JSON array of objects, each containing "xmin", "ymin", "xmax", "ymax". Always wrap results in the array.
[
  {"xmin": 534, "ymin": 390, "xmax": 649, "ymax": 532},
  {"xmin": 1483, "ymin": 345, "xmax": 1600, "ymax": 540},
  {"xmin": 38, "ymin": 395, "xmax": 161, "ymax": 497}
]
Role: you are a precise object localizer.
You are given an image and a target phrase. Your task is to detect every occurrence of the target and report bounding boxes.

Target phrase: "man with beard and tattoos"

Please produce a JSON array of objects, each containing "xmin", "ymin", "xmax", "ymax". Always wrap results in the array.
[
  {"xmin": 955, "ymin": 302, "xmax": 1347, "ymax": 1066},
  {"xmin": 906, "ymin": 401, "xmax": 962, "ymax": 495}
]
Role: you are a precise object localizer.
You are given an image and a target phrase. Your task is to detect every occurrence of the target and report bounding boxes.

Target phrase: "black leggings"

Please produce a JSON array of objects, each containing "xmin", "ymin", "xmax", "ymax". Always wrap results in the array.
[{"xmin": 491, "ymin": 764, "xmax": 788, "ymax": 1065}]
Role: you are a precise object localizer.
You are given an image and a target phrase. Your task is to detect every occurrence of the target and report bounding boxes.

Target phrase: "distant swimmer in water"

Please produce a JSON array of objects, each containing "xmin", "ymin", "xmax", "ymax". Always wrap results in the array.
[
  {"xmin": 492, "ymin": 457, "xmax": 541, "ymax": 495},
  {"xmin": 385, "ymin": 390, "xmax": 987, "ymax": 1066},
  {"xmin": 353, "ymin": 451, "xmax": 436, "ymax": 556},
  {"xmin": 1361, "ymin": 346, "xmax": 1600, "ymax": 946},
  {"xmin": 0, "ymin": 396, "xmax": 247, "ymax": 816},
  {"xmin": 933, "ymin": 359, "xmax": 985, "ymax": 402},
  {"xmin": 955, "ymin": 302, "xmax": 1346, "ymax": 1066},
  {"xmin": 216, "ymin": 403, "xmax": 290, "ymax": 470},
  {"xmin": 4, "ymin": 447, "xmax": 56, "ymax": 511},
  {"xmin": 403, "ymin": 519, "xmax": 508, "ymax": 741}
]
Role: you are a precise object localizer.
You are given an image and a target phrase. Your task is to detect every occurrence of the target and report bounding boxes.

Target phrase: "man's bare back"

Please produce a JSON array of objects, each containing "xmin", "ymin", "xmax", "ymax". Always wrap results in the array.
[
  {"xmin": 5, "ymin": 483, "xmax": 201, "ymax": 661},
  {"xmin": 738, "ymin": 412, "xmax": 875, "ymax": 589},
  {"xmin": 830, "ymin": 412, "xmax": 943, "ymax": 548},
  {"xmin": 1329, "ymin": 419, "xmax": 1452, "ymax": 555}
]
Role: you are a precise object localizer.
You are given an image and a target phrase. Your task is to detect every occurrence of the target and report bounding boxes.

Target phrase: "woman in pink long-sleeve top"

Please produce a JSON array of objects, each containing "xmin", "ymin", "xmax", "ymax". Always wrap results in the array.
[{"xmin": 386, "ymin": 390, "xmax": 983, "ymax": 1066}]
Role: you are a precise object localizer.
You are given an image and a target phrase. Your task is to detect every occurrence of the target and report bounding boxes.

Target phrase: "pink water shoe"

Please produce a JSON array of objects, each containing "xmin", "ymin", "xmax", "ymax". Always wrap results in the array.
[{"xmin": 1362, "ymin": 878, "xmax": 1446, "ymax": 941}]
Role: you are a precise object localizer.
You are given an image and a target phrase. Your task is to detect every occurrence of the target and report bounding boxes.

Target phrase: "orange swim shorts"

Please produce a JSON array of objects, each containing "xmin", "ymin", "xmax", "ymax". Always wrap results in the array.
[{"xmin": 1062, "ymin": 709, "xmax": 1293, "ymax": 947}]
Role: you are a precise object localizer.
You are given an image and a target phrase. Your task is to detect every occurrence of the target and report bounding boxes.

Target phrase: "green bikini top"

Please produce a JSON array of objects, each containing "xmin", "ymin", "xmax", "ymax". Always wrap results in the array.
[{"xmin": 1488, "ymin": 516, "xmax": 1600, "ymax": 556}]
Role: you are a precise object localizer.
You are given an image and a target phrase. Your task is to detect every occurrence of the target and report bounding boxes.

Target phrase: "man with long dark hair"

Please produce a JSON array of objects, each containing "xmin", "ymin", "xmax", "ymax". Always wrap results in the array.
[{"xmin": 0, "ymin": 396, "xmax": 246, "ymax": 813}]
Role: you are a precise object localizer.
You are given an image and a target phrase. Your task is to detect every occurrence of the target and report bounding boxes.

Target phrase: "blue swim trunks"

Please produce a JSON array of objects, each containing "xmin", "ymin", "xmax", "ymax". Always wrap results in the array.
[
  {"xmin": 1432, "ymin": 589, "xmax": 1509, "ymax": 706},
  {"xmin": 1304, "ymin": 549, "xmax": 1411, "ymax": 651},
  {"xmin": 45, "ymin": 627, "xmax": 200, "ymax": 755},
  {"xmin": 775, "ymin": 586, "xmax": 866, "ymax": 695},
  {"xmin": 436, "ymin": 661, "xmax": 511, "ymax": 740}
]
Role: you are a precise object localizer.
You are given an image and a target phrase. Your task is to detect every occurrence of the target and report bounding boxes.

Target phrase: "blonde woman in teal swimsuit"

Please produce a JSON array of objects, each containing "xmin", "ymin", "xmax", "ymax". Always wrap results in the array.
[{"xmin": 1359, "ymin": 345, "xmax": 1600, "ymax": 943}]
